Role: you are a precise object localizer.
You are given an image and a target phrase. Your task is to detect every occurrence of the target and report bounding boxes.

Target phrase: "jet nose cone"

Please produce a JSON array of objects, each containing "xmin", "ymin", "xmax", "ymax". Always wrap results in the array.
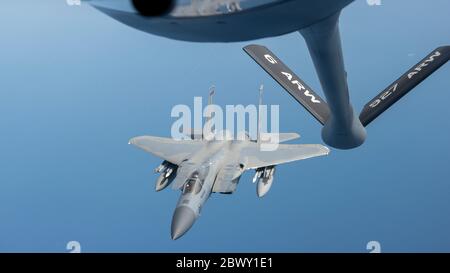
[{"xmin": 171, "ymin": 206, "xmax": 196, "ymax": 240}]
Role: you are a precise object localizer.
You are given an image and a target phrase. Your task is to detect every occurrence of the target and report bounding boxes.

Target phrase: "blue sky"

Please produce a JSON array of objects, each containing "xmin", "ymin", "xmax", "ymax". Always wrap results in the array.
[{"xmin": 0, "ymin": 0, "xmax": 449, "ymax": 252}]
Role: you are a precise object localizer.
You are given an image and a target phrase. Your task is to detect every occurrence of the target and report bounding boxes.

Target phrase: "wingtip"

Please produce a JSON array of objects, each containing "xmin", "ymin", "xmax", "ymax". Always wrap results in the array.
[{"xmin": 128, "ymin": 137, "xmax": 139, "ymax": 146}]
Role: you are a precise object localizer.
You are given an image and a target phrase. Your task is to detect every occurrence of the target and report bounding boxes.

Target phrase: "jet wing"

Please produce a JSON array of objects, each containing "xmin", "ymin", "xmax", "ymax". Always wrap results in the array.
[
  {"xmin": 240, "ymin": 143, "xmax": 330, "ymax": 169},
  {"xmin": 129, "ymin": 136, "xmax": 204, "ymax": 165}
]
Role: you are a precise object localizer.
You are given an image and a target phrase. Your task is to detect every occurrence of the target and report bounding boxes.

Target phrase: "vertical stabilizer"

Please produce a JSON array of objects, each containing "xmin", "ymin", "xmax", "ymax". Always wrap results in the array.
[{"xmin": 257, "ymin": 84, "xmax": 264, "ymax": 143}]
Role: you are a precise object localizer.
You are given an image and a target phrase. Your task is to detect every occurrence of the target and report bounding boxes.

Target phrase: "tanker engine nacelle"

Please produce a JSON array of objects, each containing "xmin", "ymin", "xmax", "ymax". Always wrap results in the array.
[
  {"xmin": 154, "ymin": 160, "xmax": 177, "ymax": 191},
  {"xmin": 253, "ymin": 166, "xmax": 276, "ymax": 198}
]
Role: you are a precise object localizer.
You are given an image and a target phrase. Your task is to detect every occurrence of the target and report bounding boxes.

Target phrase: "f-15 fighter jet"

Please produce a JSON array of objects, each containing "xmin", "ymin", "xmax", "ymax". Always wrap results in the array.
[{"xmin": 129, "ymin": 88, "xmax": 329, "ymax": 239}]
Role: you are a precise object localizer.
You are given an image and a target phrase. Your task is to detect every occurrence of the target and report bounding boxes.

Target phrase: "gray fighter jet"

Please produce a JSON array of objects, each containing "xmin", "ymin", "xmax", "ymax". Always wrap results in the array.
[{"xmin": 128, "ymin": 89, "xmax": 329, "ymax": 239}]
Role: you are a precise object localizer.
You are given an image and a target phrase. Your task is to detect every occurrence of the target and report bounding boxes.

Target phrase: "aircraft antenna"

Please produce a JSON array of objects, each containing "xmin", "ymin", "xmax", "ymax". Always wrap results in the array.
[
  {"xmin": 204, "ymin": 85, "xmax": 216, "ymax": 139},
  {"xmin": 208, "ymin": 85, "xmax": 215, "ymax": 106}
]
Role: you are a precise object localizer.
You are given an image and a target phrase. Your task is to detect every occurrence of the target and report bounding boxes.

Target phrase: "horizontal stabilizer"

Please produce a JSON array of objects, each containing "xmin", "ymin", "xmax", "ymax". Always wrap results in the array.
[
  {"xmin": 244, "ymin": 44, "xmax": 330, "ymax": 125},
  {"xmin": 278, "ymin": 132, "xmax": 301, "ymax": 142},
  {"xmin": 181, "ymin": 128, "xmax": 203, "ymax": 140},
  {"xmin": 360, "ymin": 46, "xmax": 450, "ymax": 126}
]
